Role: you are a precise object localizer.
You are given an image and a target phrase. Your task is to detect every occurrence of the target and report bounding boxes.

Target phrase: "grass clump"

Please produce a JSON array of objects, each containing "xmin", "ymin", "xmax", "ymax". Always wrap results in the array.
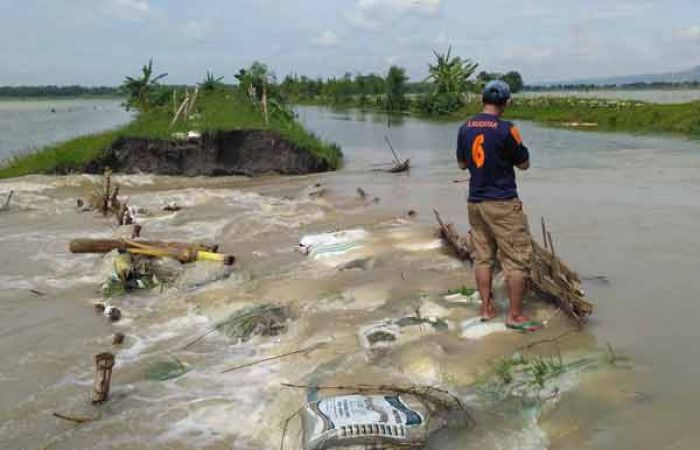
[{"xmin": 216, "ymin": 304, "xmax": 291, "ymax": 342}]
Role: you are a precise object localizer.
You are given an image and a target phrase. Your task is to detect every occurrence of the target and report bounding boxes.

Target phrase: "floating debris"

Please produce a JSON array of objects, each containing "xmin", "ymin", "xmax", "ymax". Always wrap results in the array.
[
  {"xmin": 112, "ymin": 332, "xmax": 125, "ymax": 346},
  {"xmin": 434, "ymin": 210, "xmax": 594, "ymax": 326},
  {"xmin": 0, "ymin": 190, "xmax": 14, "ymax": 212},
  {"xmin": 162, "ymin": 202, "xmax": 182, "ymax": 212},
  {"xmin": 217, "ymin": 304, "xmax": 291, "ymax": 342},
  {"xmin": 186, "ymin": 304, "xmax": 291, "ymax": 348},
  {"xmin": 282, "ymin": 383, "xmax": 472, "ymax": 450}
]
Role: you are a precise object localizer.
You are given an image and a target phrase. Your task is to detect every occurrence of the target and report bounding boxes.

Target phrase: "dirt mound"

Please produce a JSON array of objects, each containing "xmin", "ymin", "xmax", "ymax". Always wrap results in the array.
[{"xmin": 83, "ymin": 130, "xmax": 333, "ymax": 176}]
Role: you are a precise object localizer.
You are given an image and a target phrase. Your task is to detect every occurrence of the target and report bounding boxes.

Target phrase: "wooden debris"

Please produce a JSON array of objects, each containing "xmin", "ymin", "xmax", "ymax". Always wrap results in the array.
[
  {"xmin": 162, "ymin": 203, "xmax": 182, "ymax": 212},
  {"xmin": 112, "ymin": 333, "xmax": 125, "ymax": 345},
  {"xmin": 0, "ymin": 190, "xmax": 14, "ymax": 212},
  {"xmin": 386, "ymin": 158, "xmax": 410, "ymax": 173},
  {"xmin": 68, "ymin": 238, "xmax": 234, "ymax": 265},
  {"xmin": 383, "ymin": 135, "xmax": 410, "ymax": 173},
  {"xmin": 52, "ymin": 412, "xmax": 100, "ymax": 424},
  {"xmin": 92, "ymin": 352, "xmax": 115, "ymax": 404},
  {"xmin": 433, "ymin": 209, "xmax": 594, "ymax": 326},
  {"xmin": 131, "ymin": 224, "xmax": 142, "ymax": 239},
  {"xmin": 433, "ymin": 209, "xmax": 473, "ymax": 263},
  {"xmin": 220, "ymin": 342, "xmax": 327, "ymax": 374}
]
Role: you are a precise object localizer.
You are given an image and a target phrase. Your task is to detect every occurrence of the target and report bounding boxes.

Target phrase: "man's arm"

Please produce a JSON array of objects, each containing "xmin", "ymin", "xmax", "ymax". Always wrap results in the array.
[
  {"xmin": 506, "ymin": 125, "xmax": 530, "ymax": 171},
  {"xmin": 456, "ymin": 127, "xmax": 469, "ymax": 170}
]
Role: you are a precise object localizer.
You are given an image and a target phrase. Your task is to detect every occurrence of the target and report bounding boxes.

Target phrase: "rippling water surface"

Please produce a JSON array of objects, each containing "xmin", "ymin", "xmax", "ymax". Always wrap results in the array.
[{"xmin": 1, "ymin": 104, "xmax": 699, "ymax": 449}]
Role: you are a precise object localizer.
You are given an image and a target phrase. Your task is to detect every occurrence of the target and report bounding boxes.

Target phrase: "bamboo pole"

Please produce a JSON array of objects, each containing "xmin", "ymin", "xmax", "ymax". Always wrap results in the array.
[
  {"xmin": 261, "ymin": 84, "xmax": 269, "ymax": 126},
  {"xmin": 92, "ymin": 353, "xmax": 115, "ymax": 404}
]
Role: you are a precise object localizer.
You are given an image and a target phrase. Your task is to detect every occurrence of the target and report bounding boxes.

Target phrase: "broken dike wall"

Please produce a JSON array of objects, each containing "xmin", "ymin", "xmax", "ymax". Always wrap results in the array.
[{"xmin": 83, "ymin": 130, "xmax": 334, "ymax": 176}]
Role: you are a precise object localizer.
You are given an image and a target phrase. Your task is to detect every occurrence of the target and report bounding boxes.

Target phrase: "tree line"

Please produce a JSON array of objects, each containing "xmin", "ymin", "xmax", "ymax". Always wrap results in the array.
[
  {"xmin": 4, "ymin": 49, "xmax": 525, "ymax": 118},
  {"xmin": 277, "ymin": 48, "xmax": 524, "ymax": 114},
  {"xmin": 526, "ymin": 81, "xmax": 700, "ymax": 91},
  {"xmin": 0, "ymin": 85, "xmax": 120, "ymax": 98}
]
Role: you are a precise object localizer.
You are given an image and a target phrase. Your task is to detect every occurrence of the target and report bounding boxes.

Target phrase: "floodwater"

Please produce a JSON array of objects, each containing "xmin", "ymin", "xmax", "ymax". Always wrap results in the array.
[
  {"xmin": 0, "ymin": 98, "xmax": 132, "ymax": 160},
  {"xmin": 519, "ymin": 88, "xmax": 700, "ymax": 104},
  {"xmin": 0, "ymin": 105, "xmax": 699, "ymax": 449}
]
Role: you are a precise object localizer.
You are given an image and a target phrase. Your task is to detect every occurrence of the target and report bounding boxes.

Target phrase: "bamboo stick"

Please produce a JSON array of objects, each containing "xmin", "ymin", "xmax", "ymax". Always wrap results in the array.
[{"xmin": 92, "ymin": 353, "xmax": 115, "ymax": 404}]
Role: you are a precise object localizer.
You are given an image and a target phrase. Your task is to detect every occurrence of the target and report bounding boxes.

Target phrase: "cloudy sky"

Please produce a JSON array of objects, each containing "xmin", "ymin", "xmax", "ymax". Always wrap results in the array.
[{"xmin": 1, "ymin": 0, "xmax": 699, "ymax": 85}]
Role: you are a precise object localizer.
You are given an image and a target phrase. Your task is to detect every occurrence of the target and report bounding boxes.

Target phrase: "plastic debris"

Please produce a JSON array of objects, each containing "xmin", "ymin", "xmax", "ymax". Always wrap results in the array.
[
  {"xmin": 301, "ymin": 394, "xmax": 429, "ymax": 450},
  {"xmin": 359, "ymin": 314, "xmax": 450, "ymax": 354},
  {"xmin": 460, "ymin": 317, "xmax": 507, "ymax": 339},
  {"xmin": 299, "ymin": 229, "xmax": 368, "ymax": 259}
]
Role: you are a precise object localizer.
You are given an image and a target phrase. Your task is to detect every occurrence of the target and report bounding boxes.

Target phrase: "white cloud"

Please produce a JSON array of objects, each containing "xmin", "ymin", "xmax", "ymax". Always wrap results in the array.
[
  {"xmin": 675, "ymin": 25, "xmax": 700, "ymax": 41},
  {"xmin": 108, "ymin": 0, "xmax": 151, "ymax": 20},
  {"xmin": 348, "ymin": 0, "xmax": 443, "ymax": 30},
  {"xmin": 311, "ymin": 30, "xmax": 339, "ymax": 47}
]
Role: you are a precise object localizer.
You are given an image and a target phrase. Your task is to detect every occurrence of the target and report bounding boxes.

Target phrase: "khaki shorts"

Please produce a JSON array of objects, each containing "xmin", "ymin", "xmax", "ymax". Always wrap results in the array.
[{"xmin": 468, "ymin": 198, "xmax": 533, "ymax": 277}]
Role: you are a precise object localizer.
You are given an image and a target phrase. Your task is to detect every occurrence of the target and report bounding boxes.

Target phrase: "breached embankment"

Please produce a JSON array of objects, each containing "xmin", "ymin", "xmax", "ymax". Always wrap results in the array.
[{"xmin": 82, "ymin": 130, "xmax": 334, "ymax": 177}]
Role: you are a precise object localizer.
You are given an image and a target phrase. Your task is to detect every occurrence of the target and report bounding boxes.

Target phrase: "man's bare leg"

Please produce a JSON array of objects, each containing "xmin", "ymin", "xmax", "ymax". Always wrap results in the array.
[
  {"xmin": 506, "ymin": 271, "xmax": 530, "ymax": 324},
  {"xmin": 475, "ymin": 265, "xmax": 497, "ymax": 320}
]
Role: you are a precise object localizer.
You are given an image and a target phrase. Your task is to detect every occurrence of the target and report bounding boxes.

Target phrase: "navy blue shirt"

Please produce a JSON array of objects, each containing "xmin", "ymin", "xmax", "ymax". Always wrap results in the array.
[{"xmin": 456, "ymin": 113, "xmax": 529, "ymax": 202}]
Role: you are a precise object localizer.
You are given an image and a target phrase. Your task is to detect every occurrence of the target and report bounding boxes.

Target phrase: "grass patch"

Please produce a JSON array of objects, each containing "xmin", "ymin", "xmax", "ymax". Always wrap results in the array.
[
  {"xmin": 451, "ymin": 97, "xmax": 700, "ymax": 137},
  {"xmin": 0, "ymin": 89, "xmax": 341, "ymax": 179}
]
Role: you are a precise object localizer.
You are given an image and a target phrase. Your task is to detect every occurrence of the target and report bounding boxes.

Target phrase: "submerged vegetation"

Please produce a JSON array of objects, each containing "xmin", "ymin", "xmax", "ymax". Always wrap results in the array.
[{"xmin": 0, "ymin": 61, "xmax": 341, "ymax": 178}]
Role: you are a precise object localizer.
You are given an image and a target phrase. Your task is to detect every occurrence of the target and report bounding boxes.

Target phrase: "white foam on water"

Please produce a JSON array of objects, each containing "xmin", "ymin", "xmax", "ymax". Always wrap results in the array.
[{"xmin": 118, "ymin": 314, "xmax": 208, "ymax": 362}]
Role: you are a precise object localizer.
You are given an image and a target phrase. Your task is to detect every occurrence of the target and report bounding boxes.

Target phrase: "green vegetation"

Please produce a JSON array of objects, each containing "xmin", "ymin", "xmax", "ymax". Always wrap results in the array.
[
  {"xmin": 0, "ymin": 85, "xmax": 121, "ymax": 98},
  {"xmin": 478, "ymin": 70, "xmax": 524, "ymax": 93},
  {"xmin": 446, "ymin": 96, "xmax": 700, "ymax": 137},
  {"xmin": 417, "ymin": 47, "xmax": 479, "ymax": 115},
  {"xmin": 447, "ymin": 286, "xmax": 476, "ymax": 297},
  {"xmin": 0, "ymin": 61, "xmax": 341, "ymax": 179},
  {"xmin": 122, "ymin": 59, "xmax": 169, "ymax": 111},
  {"xmin": 384, "ymin": 66, "xmax": 409, "ymax": 112},
  {"xmin": 199, "ymin": 71, "xmax": 225, "ymax": 92},
  {"xmin": 277, "ymin": 48, "xmax": 521, "ymax": 115}
]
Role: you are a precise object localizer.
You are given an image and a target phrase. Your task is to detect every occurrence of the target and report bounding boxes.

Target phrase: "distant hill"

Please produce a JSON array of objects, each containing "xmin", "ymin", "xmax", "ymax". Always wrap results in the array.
[{"xmin": 538, "ymin": 66, "xmax": 700, "ymax": 87}]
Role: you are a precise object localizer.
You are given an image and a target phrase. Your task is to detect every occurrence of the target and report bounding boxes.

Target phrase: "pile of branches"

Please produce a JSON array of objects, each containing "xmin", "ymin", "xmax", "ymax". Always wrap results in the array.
[
  {"xmin": 433, "ymin": 209, "xmax": 594, "ymax": 326},
  {"xmin": 82, "ymin": 169, "xmax": 132, "ymax": 225}
]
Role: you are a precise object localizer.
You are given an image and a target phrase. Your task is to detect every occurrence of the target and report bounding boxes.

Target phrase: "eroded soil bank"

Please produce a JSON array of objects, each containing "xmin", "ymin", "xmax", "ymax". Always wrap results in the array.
[{"xmin": 82, "ymin": 130, "xmax": 334, "ymax": 177}]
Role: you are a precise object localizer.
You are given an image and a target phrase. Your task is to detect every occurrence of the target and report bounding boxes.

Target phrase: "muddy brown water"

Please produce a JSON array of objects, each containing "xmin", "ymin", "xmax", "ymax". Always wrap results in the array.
[{"xmin": 1, "ymin": 105, "xmax": 700, "ymax": 449}]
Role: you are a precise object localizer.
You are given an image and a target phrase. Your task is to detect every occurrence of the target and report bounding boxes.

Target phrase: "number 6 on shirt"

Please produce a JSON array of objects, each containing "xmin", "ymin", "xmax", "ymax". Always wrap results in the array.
[{"xmin": 472, "ymin": 134, "xmax": 485, "ymax": 168}]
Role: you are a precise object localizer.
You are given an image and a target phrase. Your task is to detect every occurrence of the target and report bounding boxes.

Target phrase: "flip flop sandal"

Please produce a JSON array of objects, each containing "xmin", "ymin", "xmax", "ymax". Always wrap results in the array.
[{"xmin": 506, "ymin": 320, "xmax": 544, "ymax": 333}]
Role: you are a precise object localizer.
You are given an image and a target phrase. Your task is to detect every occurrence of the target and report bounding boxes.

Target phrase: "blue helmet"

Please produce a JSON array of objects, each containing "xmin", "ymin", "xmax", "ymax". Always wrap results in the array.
[{"xmin": 482, "ymin": 80, "xmax": 511, "ymax": 104}]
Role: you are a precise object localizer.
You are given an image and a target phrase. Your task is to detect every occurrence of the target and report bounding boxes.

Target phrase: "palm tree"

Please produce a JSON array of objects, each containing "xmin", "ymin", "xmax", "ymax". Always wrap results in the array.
[
  {"xmin": 199, "ymin": 70, "xmax": 225, "ymax": 92},
  {"xmin": 122, "ymin": 59, "xmax": 168, "ymax": 111},
  {"xmin": 425, "ymin": 46, "xmax": 478, "ymax": 97}
]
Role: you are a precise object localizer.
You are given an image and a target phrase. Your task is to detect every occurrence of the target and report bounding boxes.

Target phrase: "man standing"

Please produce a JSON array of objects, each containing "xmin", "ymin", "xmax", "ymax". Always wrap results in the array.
[{"xmin": 456, "ymin": 80, "xmax": 541, "ymax": 332}]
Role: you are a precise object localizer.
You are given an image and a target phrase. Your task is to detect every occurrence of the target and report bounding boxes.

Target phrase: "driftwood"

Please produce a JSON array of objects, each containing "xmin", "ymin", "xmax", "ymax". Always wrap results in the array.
[
  {"xmin": 0, "ymin": 190, "xmax": 14, "ymax": 212},
  {"xmin": 386, "ymin": 158, "xmax": 410, "ymax": 173},
  {"xmin": 383, "ymin": 135, "xmax": 410, "ymax": 173},
  {"xmin": 53, "ymin": 412, "xmax": 100, "ymax": 424},
  {"xmin": 69, "ymin": 238, "xmax": 234, "ymax": 265},
  {"xmin": 433, "ymin": 209, "xmax": 473, "ymax": 262},
  {"xmin": 433, "ymin": 209, "xmax": 593, "ymax": 326}
]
